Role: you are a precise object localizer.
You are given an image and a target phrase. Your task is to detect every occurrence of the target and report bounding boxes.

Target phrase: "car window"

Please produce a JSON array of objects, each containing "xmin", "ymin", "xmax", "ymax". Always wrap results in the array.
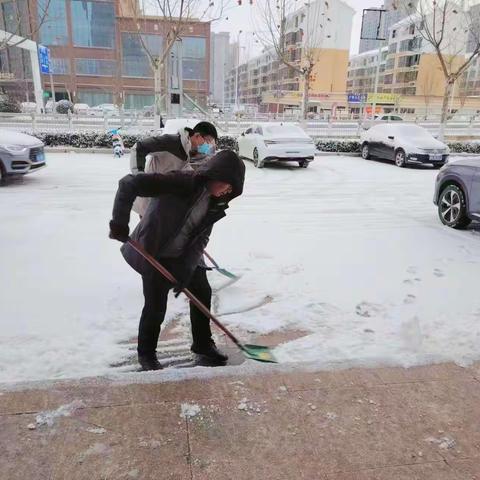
[
  {"xmin": 391, "ymin": 124, "xmax": 431, "ymax": 139},
  {"xmin": 245, "ymin": 127, "xmax": 253, "ymax": 135},
  {"xmin": 255, "ymin": 126, "xmax": 263, "ymax": 135}
]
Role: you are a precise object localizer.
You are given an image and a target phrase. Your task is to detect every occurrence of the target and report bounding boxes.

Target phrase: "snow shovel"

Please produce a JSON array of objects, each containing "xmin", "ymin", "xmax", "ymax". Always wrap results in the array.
[
  {"xmin": 128, "ymin": 239, "xmax": 277, "ymax": 364},
  {"xmin": 203, "ymin": 250, "xmax": 239, "ymax": 280}
]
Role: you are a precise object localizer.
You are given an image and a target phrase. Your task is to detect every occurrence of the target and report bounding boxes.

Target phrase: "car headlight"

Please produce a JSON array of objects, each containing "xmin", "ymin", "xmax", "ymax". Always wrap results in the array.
[{"xmin": 2, "ymin": 144, "xmax": 28, "ymax": 153}]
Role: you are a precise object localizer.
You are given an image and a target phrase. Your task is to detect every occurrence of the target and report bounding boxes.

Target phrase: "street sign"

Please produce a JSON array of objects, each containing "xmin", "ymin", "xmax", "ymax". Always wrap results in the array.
[
  {"xmin": 348, "ymin": 93, "xmax": 367, "ymax": 103},
  {"xmin": 38, "ymin": 45, "xmax": 50, "ymax": 74}
]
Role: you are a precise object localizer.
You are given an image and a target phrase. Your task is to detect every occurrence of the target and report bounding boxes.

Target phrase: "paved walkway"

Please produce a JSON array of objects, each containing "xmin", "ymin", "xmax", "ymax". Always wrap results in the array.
[{"xmin": 2, "ymin": 362, "xmax": 480, "ymax": 479}]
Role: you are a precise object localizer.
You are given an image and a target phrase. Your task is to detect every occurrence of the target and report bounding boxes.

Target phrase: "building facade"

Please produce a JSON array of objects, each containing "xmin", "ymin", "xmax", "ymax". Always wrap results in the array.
[
  {"xmin": 0, "ymin": 0, "xmax": 211, "ymax": 109},
  {"xmin": 209, "ymin": 31, "xmax": 232, "ymax": 106},
  {"xmin": 348, "ymin": 9, "xmax": 480, "ymax": 117},
  {"xmin": 225, "ymin": 0, "xmax": 354, "ymax": 114}
]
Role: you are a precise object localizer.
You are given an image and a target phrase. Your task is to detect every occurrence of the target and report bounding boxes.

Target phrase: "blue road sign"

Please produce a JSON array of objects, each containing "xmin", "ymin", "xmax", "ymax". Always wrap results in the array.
[
  {"xmin": 348, "ymin": 93, "xmax": 367, "ymax": 104},
  {"xmin": 38, "ymin": 45, "xmax": 50, "ymax": 74}
]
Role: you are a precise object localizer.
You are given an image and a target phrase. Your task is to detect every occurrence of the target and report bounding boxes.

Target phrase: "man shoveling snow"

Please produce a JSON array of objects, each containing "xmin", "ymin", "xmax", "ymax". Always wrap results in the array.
[{"xmin": 109, "ymin": 150, "xmax": 245, "ymax": 371}]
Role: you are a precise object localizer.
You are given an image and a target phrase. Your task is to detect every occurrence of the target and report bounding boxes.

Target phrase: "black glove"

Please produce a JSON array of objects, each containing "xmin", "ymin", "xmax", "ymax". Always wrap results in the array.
[{"xmin": 109, "ymin": 221, "xmax": 129, "ymax": 243}]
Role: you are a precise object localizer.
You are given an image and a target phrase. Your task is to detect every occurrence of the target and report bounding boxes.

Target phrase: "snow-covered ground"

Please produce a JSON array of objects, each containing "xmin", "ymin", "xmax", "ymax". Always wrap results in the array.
[{"xmin": 1, "ymin": 152, "xmax": 480, "ymax": 385}]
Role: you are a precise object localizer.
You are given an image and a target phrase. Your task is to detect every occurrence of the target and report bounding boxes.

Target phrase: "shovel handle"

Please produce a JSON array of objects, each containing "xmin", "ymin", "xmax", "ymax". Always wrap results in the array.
[
  {"xmin": 203, "ymin": 250, "xmax": 220, "ymax": 269},
  {"xmin": 127, "ymin": 239, "xmax": 246, "ymax": 352}
]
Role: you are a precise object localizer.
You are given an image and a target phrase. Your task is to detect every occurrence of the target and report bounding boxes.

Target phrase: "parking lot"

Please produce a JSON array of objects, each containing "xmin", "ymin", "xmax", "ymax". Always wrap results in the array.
[{"xmin": 1, "ymin": 152, "xmax": 479, "ymax": 384}]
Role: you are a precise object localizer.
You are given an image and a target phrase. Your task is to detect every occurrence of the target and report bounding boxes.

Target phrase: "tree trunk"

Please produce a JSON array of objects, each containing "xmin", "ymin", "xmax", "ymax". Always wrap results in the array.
[
  {"xmin": 154, "ymin": 63, "xmax": 163, "ymax": 130},
  {"xmin": 439, "ymin": 79, "xmax": 453, "ymax": 141},
  {"xmin": 302, "ymin": 73, "xmax": 309, "ymax": 120}
]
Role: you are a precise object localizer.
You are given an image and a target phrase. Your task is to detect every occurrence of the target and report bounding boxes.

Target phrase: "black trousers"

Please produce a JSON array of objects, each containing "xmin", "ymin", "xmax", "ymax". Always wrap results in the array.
[{"xmin": 138, "ymin": 266, "xmax": 213, "ymax": 356}]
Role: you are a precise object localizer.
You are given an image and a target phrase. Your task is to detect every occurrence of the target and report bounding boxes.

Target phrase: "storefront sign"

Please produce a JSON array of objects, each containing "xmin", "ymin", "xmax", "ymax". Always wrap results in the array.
[
  {"xmin": 348, "ymin": 93, "xmax": 367, "ymax": 103},
  {"xmin": 367, "ymin": 93, "xmax": 399, "ymax": 104}
]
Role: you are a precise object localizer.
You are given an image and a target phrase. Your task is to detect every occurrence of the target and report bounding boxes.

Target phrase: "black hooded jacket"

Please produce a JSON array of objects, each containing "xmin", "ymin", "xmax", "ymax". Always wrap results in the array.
[{"xmin": 111, "ymin": 150, "xmax": 245, "ymax": 278}]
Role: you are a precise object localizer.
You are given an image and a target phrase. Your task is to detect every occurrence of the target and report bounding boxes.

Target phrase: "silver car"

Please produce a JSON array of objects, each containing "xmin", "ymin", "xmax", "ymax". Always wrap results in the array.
[
  {"xmin": 434, "ymin": 158, "xmax": 480, "ymax": 228},
  {"xmin": 0, "ymin": 129, "xmax": 46, "ymax": 184}
]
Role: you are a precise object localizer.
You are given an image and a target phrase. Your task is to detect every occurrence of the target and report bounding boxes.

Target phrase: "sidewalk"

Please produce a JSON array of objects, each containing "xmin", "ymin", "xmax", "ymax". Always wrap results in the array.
[{"xmin": 2, "ymin": 361, "xmax": 480, "ymax": 479}]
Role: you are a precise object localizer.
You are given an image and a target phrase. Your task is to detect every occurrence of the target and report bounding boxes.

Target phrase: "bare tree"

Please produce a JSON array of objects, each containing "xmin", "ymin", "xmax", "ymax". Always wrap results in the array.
[
  {"xmin": 124, "ymin": 0, "xmax": 227, "ymax": 127},
  {"xmin": 254, "ymin": 0, "xmax": 330, "ymax": 119},
  {"xmin": 0, "ymin": 0, "xmax": 52, "ymax": 50},
  {"xmin": 395, "ymin": 0, "xmax": 480, "ymax": 140}
]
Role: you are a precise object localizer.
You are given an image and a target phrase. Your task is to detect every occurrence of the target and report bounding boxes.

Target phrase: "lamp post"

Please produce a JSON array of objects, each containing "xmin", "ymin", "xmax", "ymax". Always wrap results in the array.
[{"xmin": 235, "ymin": 30, "xmax": 243, "ymax": 111}]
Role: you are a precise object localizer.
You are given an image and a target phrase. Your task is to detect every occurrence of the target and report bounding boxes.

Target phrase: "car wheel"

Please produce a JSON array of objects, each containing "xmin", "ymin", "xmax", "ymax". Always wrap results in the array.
[
  {"xmin": 361, "ymin": 143, "xmax": 370, "ymax": 159},
  {"xmin": 253, "ymin": 148, "xmax": 263, "ymax": 168},
  {"xmin": 0, "ymin": 161, "xmax": 6, "ymax": 186},
  {"xmin": 394, "ymin": 148, "xmax": 406, "ymax": 167},
  {"xmin": 299, "ymin": 160, "xmax": 309, "ymax": 168},
  {"xmin": 438, "ymin": 184, "xmax": 471, "ymax": 229}
]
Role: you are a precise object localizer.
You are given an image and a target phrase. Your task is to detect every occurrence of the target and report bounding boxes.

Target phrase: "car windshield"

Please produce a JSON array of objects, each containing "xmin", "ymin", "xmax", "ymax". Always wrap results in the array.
[
  {"xmin": 264, "ymin": 125, "xmax": 306, "ymax": 136},
  {"xmin": 390, "ymin": 125, "xmax": 431, "ymax": 138}
]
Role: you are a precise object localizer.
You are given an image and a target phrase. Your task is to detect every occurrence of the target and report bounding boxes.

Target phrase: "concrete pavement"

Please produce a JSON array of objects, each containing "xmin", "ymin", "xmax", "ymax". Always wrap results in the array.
[{"xmin": 2, "ymin": 362, "xmax": 480, "ymax": 479}]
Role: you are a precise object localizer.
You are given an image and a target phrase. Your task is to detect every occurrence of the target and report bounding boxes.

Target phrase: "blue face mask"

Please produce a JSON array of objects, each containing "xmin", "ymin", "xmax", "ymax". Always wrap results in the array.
[{"xmin": 198, "ymin": 143, "xmax": 214, "ymax": 155}]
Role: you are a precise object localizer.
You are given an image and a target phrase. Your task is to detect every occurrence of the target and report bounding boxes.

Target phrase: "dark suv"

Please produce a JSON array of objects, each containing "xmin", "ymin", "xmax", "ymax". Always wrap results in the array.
[{"xmin": 434, "ymin": 158, "xmax": 480, "ymax": 228}]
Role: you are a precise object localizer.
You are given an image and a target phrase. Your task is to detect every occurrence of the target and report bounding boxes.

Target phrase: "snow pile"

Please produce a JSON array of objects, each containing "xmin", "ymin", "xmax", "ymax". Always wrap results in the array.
[
  {"xmin": 35, "ymin": 399, "xmax": 85, "ymax": 427},
  {"xmin": 180, "ymin": 403, "xmax": 201, "ymax": 419}
]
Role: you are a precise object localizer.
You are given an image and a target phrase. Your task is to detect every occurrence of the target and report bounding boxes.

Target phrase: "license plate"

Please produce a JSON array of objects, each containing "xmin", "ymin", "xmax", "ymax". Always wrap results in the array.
[
  {"xmin": 35, "ymin": 153, "xmax": 45, "ymax": 162},
  {"xmin": 430, "ymin": 154, "xmax": 442, "ymax": 161}
]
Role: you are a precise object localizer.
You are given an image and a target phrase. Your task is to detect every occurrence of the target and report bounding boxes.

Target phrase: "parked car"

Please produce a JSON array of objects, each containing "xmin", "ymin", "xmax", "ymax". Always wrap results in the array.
[
  {"xmin": 238, "ymin": 123, "xmax": 316, "ymax": 168},
  {"xmin": 87, "ymin": 104, "xmax": 118, "ymax": 116},
  {"xmin": 433, "ymin": 158, "xmax": 480, "ymax": 229},
  {"xmin": 362, "ymin": 114, "xmax": 404, "ymax": 130},
  {"xmin": 0, "ymin": 129, "xmax": 46, "ymax": 184},
  {"xmin": 20, "ymin": 102, "xmax": 37, "ymax": 113},
  {"xmin": 162, "ymin": 118, "xmax": 199, "ymax": 134},
  {"xmin": 73, "ymin": 103, "xmax": 90, "ymax": 115},
  {"xmin": 375, "ymin": 114, "xmax": 403, "ymax": 122},
  {"xmin": 360, "ymin": 123, "xmax": 449, "ymax": 168}
]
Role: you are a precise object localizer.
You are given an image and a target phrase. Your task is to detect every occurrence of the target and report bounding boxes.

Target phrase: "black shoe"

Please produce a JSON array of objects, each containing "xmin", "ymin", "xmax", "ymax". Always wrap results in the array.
[
  {"xmin": 138, "ymin": 353, "xmax": 163, "ymax": 371},
  {"xmin": 191, "ymin": 342, "xmax": 228, "ymax": 365}
]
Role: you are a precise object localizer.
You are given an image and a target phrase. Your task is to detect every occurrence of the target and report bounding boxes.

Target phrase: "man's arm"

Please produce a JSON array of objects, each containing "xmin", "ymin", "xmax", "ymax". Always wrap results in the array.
[
  {"xmin": 134, "ymin": 136, "xmax": 165, "ymax": 173},
  {"xmin": 109, "ymin": 172, "xmax": 195, "ymax": 242}
]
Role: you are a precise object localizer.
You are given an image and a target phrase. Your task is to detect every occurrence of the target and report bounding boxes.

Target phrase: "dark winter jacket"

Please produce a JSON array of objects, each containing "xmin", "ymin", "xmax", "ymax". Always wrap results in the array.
[
  {"xmin": 111, "ymin": 150, "xmax": 245, "ymax": 280},
  {"xmin": 130, "ymin": 133, "xmax": 189, "ymax": 174}
]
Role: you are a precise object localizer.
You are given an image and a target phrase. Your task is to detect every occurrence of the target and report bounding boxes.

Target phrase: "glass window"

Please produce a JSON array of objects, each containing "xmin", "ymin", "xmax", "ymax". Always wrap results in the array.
[
  {"xmin": 75, "ymin": 58, "xmax": 116, "ymax": 76},
  {"xmin": 182, "ymin": 37, "xmax": 206, "ymax": 81},
  {"xmin": 76, "ymin": 91, "xmax": 113, "ymax": 106},
  {"xmin": 122, "ymin": 33, "xmax": 162, "ymax": 78},
  {"xmin": 72, "ymin": 0, "xmax": 115, "ymax": 48},
  {"xmin": 50, "ymin": 58, "xmax": 69, "ymax": 74},
  {"xmin": 125, "ymin": 94, "xmax": 154, "ymax": 110},
  {"xmin": 38, "ymin": 0, "xmax": 68, "ymax": 45}
]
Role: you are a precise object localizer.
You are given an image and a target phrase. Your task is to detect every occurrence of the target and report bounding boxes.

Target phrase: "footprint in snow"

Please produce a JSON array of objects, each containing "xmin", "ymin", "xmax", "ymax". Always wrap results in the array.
[
  {"xmin": 404, "ymin": 294, "xmax": 416, "ymax": 305},
  {"xmin": 355, "ymin": 301, "xmax": 385, "ymax": 318},
  {"xmin": 281, "ymin": 265, "xmax": 303, "ymax": 275},
  {"xmin": 434, "ymin": 268, "xmax": 445, "ymax": 278}
]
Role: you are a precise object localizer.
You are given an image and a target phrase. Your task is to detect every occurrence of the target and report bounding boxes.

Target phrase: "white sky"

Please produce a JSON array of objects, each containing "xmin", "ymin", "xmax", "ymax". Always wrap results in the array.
[{"xmin": 211, "ymin": 0, "xmax": 384, "ymax": 59}]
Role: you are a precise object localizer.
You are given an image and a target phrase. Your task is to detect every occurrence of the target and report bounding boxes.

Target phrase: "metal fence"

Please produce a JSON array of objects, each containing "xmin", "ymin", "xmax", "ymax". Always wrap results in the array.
[{"xmin": 2, "ymin": 111, "xmax": 480, "ymax": 141}]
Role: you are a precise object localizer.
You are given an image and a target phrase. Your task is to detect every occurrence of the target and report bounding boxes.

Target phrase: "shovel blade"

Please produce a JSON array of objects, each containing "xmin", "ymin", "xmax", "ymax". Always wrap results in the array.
[
  {"xmin": 215, "ymin": 267, "xmax": 239, "ymax": 280},
  {"xmin": 242, "ymin": 344, "xmax": 278, "ymax": 363}
]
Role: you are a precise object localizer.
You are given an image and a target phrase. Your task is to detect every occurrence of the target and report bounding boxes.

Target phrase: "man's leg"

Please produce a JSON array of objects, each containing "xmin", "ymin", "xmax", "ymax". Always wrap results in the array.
[
  {"xmin": 138, "ymin": 272, "xmax": 170, "ymax": 369},
  {"xmin": 188, "ymin": 267, "xmax": 228, "ymax": 364}
]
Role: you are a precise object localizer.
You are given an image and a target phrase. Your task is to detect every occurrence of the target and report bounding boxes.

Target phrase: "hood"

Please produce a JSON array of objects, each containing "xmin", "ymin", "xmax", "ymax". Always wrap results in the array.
[
  {"xmin": 196, "ymin": 150, "xmax": 245, "ymax": 200},
  {"xmin": 0, "ymin": 129, "xmax": 42, "ymax": 147}
]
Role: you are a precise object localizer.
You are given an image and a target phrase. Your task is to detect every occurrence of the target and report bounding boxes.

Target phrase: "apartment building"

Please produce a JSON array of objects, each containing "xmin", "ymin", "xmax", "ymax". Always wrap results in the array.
[
  {"xmin": 348, "ymin": 9, "xmax": 480, "ymax": 117},
  {"xmin": 0, "ymin": 0, "xmax": 211, "ymax": 109},
  {"xmin": 225, "ymin": 0, "xmax": 354, "ymax": 114}
]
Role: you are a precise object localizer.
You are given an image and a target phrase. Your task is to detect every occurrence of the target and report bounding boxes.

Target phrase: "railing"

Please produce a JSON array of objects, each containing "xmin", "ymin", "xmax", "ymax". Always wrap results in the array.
[{"xmin": 3, "ymin": 111, "xmax": 480, "ymax": 141}]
